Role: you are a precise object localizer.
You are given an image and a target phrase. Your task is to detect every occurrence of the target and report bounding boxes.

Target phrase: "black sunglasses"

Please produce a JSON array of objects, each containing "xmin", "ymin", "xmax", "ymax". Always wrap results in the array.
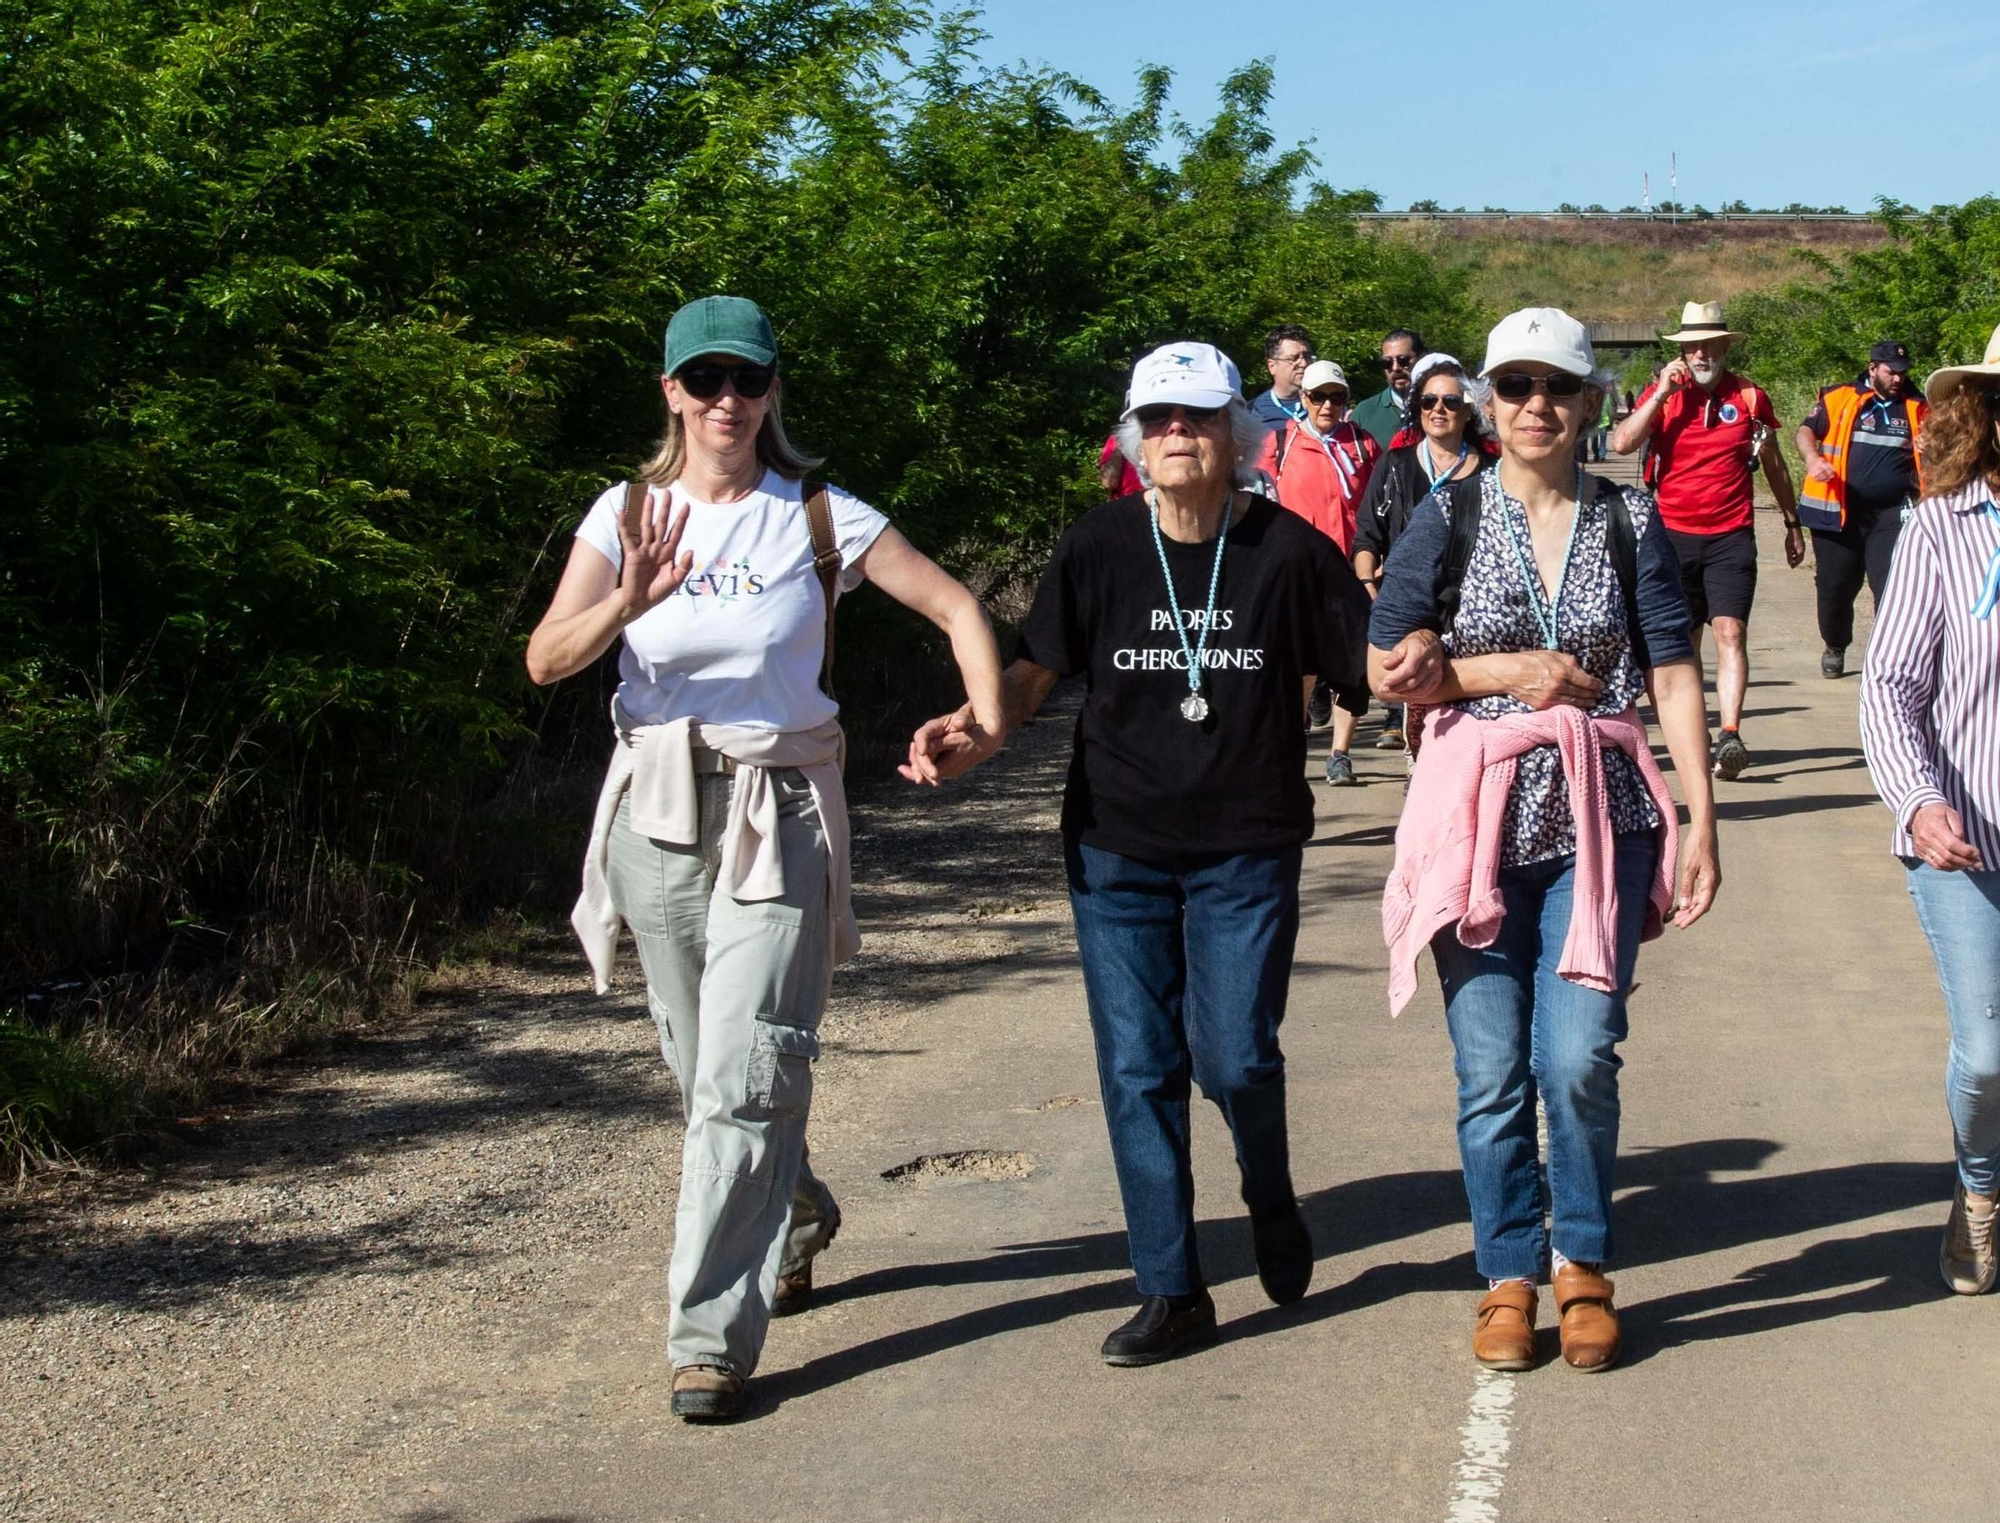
[
  {"xmin": 676, "ymin": 362, "xmax": 777, "ymax": 400},
  {"xmin": 1417, "ymin": 392, "xmax": 1468, "ymax": 413},
  {"xmin": 1491, "ymin": 371, "xmax": 1588, "ymax": 401},
  {"xmin": 1134, "ymin": 403, "xmax": 1224, "ymax": 425},
  {"xmin": 1306, "ymin": 388, "xmax": 1349, "ymax": 405},
  {"xmin": 1379, "ymin": 354, "xmax": 1418, "ymax": 371}
]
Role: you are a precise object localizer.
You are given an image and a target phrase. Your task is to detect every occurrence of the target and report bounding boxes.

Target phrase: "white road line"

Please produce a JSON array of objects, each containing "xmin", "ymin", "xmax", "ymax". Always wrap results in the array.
[{"xmin": 1446, "ymin": 1369, "xmax": 1518, "ymax": 1523}]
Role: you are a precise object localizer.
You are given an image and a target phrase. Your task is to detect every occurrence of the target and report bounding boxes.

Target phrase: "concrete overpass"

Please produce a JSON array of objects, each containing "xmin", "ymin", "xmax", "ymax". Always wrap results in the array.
[{"xmin": 1586, "ymin": 320, "xmax": 1665, "ymax": 352}]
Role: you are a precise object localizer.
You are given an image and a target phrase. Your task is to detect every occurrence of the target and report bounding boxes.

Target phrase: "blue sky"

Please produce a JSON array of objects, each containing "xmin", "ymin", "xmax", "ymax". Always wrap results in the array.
[{"xmin": 968, "ymin": 1, "xmax": 1999, "ymax": 212}]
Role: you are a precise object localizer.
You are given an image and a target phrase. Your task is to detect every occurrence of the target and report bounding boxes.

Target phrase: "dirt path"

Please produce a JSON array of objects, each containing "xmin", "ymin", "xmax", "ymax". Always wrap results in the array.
[{"xmin": 0, "ymin": 697, "xmax": 1079, "ymax": 1523}]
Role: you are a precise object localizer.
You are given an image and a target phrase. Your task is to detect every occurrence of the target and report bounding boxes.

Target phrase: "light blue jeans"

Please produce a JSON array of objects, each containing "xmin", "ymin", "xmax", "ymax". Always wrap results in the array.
[
  {"xmin": 605, "ymin": 776, "xmax": 834, "ymax": 1377},
  {"xmin": 1430, "ymin": 833, "xmax": 1658, "ymax": 1282},
  {"xmin": 1905, "ymin": 863, "xmax": 2000, "ymax": 1196}
]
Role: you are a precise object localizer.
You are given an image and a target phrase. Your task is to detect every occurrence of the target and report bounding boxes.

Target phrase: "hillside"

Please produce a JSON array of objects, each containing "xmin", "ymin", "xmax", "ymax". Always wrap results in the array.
[{"xmin": 1371, "ymin": 216, "xmax": 1891, "ymax": 324}]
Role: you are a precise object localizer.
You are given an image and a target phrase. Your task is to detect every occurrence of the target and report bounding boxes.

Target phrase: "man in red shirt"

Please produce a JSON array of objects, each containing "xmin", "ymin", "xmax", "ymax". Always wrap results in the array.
[{"xmin": 1611, "ymin": 301, "xmax": 1802, "ymax": 780}]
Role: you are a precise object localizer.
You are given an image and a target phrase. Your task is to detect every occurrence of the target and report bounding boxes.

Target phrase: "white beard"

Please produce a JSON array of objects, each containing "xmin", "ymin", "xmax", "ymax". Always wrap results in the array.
[{"xmin": 1690, "ymin": 360, "xmax": 1722, "ymax": 387}]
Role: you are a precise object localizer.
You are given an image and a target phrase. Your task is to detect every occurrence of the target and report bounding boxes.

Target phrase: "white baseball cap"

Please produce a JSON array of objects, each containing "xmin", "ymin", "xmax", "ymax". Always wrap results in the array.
[
  {"xmin": 1301, "ymin": 360, "xmax": 1350, "ymax": 395},
  {"xmin": 1122, "ymin": 342, "xmax": 1244, "ymax": 420},
  {"xmin": 1480, "ymin": 307, "xmax": 1596, "ymax": 378}
]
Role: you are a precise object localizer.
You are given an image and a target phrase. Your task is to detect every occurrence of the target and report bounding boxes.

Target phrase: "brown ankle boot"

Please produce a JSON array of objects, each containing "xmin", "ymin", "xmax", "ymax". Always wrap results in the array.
[
  {"xmin": 1472, "ymin": 1281, "xmax": 1537, "ymax": 1370},
  {"xmin": 1552, "ymin": 1263, "xmax": 1620, "ymax": 1371}
]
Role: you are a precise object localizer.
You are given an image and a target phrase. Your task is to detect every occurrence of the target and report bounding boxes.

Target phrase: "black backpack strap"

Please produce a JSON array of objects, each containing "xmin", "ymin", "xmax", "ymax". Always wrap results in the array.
[
  {"xmin": 1437, "ymin": 473, "xmax": 1484, "ymax": 635},
  {"xmin": 1586, "ymin": 472, "xmax": 1651, "ymax": 671},
  {"xmin": 1272, "ymin": 421, "xmax": 1292, "ymax": 478}
]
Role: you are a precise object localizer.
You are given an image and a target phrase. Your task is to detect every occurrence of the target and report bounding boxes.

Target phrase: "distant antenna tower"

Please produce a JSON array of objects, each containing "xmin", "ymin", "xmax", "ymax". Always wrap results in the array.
[
  {"xmin": 1670, "ymin": 151, "xmax": 1679, "ymax": 223},
  {"xmin": 1642, "ymin": 172, "xmax": 1651, "ymax": 218}
]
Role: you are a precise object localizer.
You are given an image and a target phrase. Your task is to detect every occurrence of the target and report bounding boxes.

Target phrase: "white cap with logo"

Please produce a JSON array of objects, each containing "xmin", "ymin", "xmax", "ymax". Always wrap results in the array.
[
  {"xmin": 1301, "ymin": 359, "xmax": 1349, "ymax": 394},
  {"xmin": 1122, "ymin": 342, "xmax": 1244, "ymax": 420},
  {"xmin": 1480, "ymin": 307, "xmax": 1597, "ymax": 378}
]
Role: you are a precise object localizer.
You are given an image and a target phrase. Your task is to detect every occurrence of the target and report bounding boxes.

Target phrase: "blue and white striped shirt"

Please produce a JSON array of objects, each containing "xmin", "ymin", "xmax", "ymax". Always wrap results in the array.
[{"xmin": 1860, "ymin": 484, "xmax": 2000, "ymax": 864}]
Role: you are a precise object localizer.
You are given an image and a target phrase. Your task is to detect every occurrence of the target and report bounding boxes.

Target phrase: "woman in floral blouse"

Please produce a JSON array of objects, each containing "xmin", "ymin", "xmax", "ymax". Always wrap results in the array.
[{"xmin": 1367, "ymin": 308, "xmax": 1719, "ymax": 1374}]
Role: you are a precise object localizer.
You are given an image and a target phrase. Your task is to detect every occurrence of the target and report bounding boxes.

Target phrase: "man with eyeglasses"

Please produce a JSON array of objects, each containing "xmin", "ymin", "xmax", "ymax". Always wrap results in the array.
[
  {"xmin": 1610, "ymin": 301, "xmax": 1800, "ymax": 781},
  {"xmin": 1351, "ymin": 328, "xmax": 1427, "ymax": 450},
  {"xmin": 1797, "ymin": 340, "xmax": 1930, "ymax": 679},
  {"xmin": 1250, "ymin": 324, "xmax": 1317, "ymax": 435}
]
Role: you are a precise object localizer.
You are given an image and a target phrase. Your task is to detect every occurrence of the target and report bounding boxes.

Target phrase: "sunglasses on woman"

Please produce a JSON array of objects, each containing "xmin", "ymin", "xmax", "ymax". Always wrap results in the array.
[
  {"xmin": 1490, "ymin": 371, "xmax": 1587, "ymax": 401},
  {"xmin": 676, "ymin": 362, "xmax": 777, "ymax": 400},
  {"xmin": 1418, "ymin": 392, "xmax": 1468, "ymax": 413},
  {"xmin": 1134, "ymin": 403, "xmax": 1224, "ymax": 425},
  {"xmin": 1306, "ymin": 389, "xmax": 1349, "ymax": 405}
]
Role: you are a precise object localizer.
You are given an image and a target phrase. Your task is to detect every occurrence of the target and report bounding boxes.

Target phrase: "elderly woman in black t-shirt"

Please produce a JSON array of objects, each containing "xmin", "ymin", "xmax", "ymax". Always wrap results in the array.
[{"xmin": 905, "ymin": 342, "xmax": 1373, "ymax": 1365}]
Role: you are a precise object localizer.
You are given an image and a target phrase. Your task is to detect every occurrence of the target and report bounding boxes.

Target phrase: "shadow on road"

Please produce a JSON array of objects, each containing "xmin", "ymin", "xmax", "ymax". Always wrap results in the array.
[
  {"xmin": 748, "ymin": 1138, "xmax": 1949, "ymax": 1412},
  {"xmin": 1715, "ymin": 791, "xmax": 1875, "ymax": 822}
]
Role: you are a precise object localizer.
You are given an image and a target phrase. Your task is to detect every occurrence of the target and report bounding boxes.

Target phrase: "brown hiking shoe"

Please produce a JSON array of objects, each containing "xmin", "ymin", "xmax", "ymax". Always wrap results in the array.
[
  {"xmin": 1472, "ymin": 1281, "xmax": 1537, "ymax": 1370},
  {"xmin": 773, "ymin": 1260, "xmax": 813, "ymax": 1317},
  {"xmin": 1553, "ymin": 1263, "xmax": 1620, "ymax": 1371},
  {"xmin": 670, "ymin": 1364, "xmax": 744, "ymax": 1422},
  {"xmin": 1941, "ymin": 1181, "xmax": 1998, "ymax": 1295}
]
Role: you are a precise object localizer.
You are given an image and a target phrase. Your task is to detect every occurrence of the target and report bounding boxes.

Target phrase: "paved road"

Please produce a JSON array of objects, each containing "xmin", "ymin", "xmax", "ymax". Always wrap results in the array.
[{"xmin": 403, "ymin": 516, "xmax": 1990, "ymax": 1523}]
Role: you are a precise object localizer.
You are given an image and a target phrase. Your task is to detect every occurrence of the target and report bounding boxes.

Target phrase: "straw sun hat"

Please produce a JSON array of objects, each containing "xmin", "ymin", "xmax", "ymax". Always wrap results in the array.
[{"xmin": 1925, "ymin": 323, "xmax": 2000, "ymax": 402}]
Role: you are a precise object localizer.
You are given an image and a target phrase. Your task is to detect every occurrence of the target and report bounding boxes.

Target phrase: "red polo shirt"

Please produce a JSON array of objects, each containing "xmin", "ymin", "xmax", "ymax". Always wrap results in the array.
[{"xmin": 1635, "ymin": 374, "xmax": 1780, "ymax": 535}]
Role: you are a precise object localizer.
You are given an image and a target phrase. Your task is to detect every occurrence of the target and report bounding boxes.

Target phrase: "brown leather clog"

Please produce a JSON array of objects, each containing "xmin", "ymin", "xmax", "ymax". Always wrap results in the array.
[
  {"xmin": 1553, "ymin": 1263, "xmax": 1620, "ymax": 1372},
  {"xmin": 1472, "ymin": 1281, "xmax": 1537, "ymax": 1371}
]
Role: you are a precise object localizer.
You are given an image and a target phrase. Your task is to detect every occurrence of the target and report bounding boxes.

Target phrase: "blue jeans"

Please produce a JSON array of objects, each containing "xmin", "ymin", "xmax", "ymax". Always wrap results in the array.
[
  {"xmin": 1065, "ymin": 839, "xmax": 1303, "ymax": 1297},
  {"xmin": 1430, "ymin": 833, "xmax": 1659, "ymax": 1281},
  {"xmin": 1905, "ymin": 864, "xmax": 2000, "ymax": 1196}
]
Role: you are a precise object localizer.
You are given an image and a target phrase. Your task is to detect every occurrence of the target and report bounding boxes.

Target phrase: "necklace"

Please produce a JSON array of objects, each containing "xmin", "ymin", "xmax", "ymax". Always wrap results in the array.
[
  {"xmin": 1498, "ymin": 469, "xmax": 1584, "ymax": 651},
  {"xmin": 1147, "ymin": 490, "xmax": 1233, "ymax": 722}
]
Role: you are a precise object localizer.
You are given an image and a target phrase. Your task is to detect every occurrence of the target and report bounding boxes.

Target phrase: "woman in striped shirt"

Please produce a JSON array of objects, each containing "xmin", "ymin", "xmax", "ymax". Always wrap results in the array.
[{"xmin": 1859, "ymin": 323, "xmax": 2000, "ymax": 1297}]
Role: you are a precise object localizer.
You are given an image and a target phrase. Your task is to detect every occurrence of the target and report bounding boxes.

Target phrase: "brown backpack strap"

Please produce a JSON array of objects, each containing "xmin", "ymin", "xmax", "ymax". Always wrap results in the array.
[
  {"xmin": 803, "ymin": 481, "xmax": 841, "ymax": 696},
  {"xmin": 620, "ymin": 480, "xmax": 651, "ymax": 553}
]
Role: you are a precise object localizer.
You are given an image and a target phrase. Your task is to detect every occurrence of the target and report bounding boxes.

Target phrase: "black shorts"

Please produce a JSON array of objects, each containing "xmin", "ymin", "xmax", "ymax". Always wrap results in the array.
[{"xmin": 1666, "ymin": 525, "xmax": 1758, "ymax": 625}]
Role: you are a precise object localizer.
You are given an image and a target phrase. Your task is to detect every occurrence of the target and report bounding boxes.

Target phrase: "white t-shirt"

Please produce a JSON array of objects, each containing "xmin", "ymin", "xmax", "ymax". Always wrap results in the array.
[{"xmin": 575, "ymin": 469, "xmax": 889, "ymax": 731}]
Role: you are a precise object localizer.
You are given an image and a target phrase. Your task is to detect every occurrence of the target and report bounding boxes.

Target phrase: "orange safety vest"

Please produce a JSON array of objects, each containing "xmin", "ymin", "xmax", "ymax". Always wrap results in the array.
[{"xmin": 1798, "ymin": 383, "xmax": 1927, "ymax": 532}]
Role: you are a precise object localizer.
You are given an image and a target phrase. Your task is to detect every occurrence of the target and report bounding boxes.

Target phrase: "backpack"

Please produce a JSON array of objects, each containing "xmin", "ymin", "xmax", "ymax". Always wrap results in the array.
[
  {"xmin": 622, "ymin": 478, "xmax": 843, "ymax": 695},
  {"xmin": 1434, "ymin": 472, "xmax": 1651, "ymax": 670}
]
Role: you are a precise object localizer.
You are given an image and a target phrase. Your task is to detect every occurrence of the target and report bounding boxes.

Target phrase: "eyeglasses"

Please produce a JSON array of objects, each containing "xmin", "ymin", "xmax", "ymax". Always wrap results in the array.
[
  {"xmin": 1134, "ymin": 403, "xmax": 1224, "ymax": 426},
  {"xmin": 1273, "ymin": 350, "xmax": 1315, "ymax": 366},
  {"xmin": 676, "ymin": 362, "xmax": 777, "ymax": 400},
  {"xmin": 1418, "ymin": 392, "xmax": 1468, "ymax": 413},
  {"xmin": 1379, "ymin": 354, "xmax": 1417, "ymax": 371},
  {"xmin": 1490, "ymin": 371, "xmax": 1588, "ymax": 402},
  {"xmin": 1306, "ymin": 389, "xmax": 1349, "ymax": 405}
]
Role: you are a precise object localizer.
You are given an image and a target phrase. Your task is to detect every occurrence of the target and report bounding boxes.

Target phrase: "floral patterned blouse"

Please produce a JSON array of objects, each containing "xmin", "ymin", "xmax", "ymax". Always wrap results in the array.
[{"xmin": 1369, "ymin": 467, "xmax": 1696, "ymax": 865}]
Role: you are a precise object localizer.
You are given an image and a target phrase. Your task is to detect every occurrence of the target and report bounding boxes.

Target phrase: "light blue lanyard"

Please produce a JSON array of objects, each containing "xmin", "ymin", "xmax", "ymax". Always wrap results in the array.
[
  {"xmin": 1499, "ymin": 472, "xmax": 1583, "ymax": 651},
  {"xmin": 1148, "ymin": 491, "xmax": 1232, "ymax": 696},
  {"xmin": 1973, "ymin": 501, "xmax": 2000, "ymax": 620}
]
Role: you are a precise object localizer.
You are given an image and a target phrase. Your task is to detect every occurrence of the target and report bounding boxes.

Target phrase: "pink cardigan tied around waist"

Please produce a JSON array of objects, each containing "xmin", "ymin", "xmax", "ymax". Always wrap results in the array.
[{"xmin": 1382, "ymin": 703, "xmax": 1679, "ymax": 1016}]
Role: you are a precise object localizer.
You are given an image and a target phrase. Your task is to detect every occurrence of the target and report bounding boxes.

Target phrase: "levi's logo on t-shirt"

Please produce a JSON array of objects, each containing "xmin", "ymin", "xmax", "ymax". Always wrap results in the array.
[
  {"xmin": 676, "ymin": 555, "xmax": 769, "ymax": 604},
  {"xmin": 1112, "ymin": 607, "xmax": 1266, "ymax": 672}
]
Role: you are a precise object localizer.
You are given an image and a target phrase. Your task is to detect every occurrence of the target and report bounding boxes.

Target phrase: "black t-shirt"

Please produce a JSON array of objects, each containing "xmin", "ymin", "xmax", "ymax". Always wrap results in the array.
[
  {"xmin": 1806, "ymin": 381, "xmax": 1919, "ymax": 515},
  {"xmin": 1015, "ymin": 492, "xmax": 1371, "ymax": 861}
]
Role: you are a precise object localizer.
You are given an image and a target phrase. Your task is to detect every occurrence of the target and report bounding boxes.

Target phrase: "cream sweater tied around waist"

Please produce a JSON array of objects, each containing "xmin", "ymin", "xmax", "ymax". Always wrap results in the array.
[
  {"xmin": 572, "ymin": 703, "xmax": 858, "ymax": 994},
  {"xmin": 1382, "ymin": 702, "xmax": 1679, "ymax": 1017}
]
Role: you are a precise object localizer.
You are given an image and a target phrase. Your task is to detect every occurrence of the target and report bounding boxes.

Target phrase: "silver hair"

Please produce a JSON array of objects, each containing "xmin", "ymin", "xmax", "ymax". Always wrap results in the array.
[{"xmin": 1114, "ymin": 397, "xmax": 1268, "ymax": 490}]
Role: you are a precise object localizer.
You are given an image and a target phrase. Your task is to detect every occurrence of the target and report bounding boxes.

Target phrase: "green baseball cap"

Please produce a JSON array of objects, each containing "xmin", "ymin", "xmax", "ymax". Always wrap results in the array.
[{"xmin": 663, "ymin": 295, "xmax": 779, "ymax": 376}]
